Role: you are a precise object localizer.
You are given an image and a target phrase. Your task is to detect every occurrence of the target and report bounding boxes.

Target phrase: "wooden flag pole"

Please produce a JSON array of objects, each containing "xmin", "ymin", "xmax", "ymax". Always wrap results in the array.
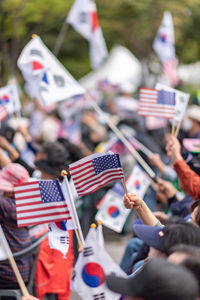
[
  {"xmin": 121, "ymin": 178, "xmax": 128, "ymax": 195},
  {"xmin": 0, "ymin": 226, "xmax": 29, "ymax": 296},
  {"xmin": 86, "ymin": 94, "xmax": 156, "ymax": 179},
  {"xmin": 61, "ymin": 171, "xmax": 85, "ymax": 248},
  {"xmin": 174, "ymin": 121, "xmax": 182, "ymax": 138},
  {"xmin": 171, "ymin": 119, "xmax": 176, "ymax": 136},
  {"xmin": 53, "ymin": 21, "xmax": 69, "ymax": 56}
]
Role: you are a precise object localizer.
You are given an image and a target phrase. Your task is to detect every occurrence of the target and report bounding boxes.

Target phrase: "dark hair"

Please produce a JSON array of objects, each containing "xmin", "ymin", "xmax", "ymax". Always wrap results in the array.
[
  {"xmin": 163, "ymin": 222, "xmax": 200, "ymax": 255},
  {"xmin": 182, "ymin": 257, "xmax": 200, "ymax": 295},
  {"xmin": 57, "ymin": 138, "xmax": 83, "ymax": 164},
  {"xmin": 187, "ymin": 156, "xmax": 200, "ymax": 176},
  {"xmin": 169, "ymin": 244, "xmax": 200, "ymax": 257},
  {"xmin": 190, "ymin": 200, "xmax": 200, "ymax": 227}
]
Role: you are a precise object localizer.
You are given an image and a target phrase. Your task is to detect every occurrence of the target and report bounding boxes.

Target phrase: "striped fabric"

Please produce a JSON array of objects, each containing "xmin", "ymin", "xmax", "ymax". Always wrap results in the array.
[
  {"xmin": 69, "ymin": 152, "xmax": 124, "ymax": 197},
  {"xmin": 14, "ymin": 179, "xmax": 71, "ymax": 227},
  {"xmin": 138, "ymin": 88, "xmax": 176, "ymax": 119}
]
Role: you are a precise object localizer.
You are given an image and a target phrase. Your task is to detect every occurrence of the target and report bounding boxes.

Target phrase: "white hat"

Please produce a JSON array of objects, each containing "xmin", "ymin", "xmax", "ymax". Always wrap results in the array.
[{"xmin": 186, "ymin": 105, "xmax": 200, "ymax": 122}]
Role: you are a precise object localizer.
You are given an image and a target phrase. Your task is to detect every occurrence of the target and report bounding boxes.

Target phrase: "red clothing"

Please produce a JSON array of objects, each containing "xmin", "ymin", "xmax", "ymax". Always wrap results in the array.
[
  {"xmin": 35, "ymin": 230, "xmax": 74, "ymax": 300},
  {"xmin": 174, "ymin": 159, "xmax": 200, "ymax": 201}
]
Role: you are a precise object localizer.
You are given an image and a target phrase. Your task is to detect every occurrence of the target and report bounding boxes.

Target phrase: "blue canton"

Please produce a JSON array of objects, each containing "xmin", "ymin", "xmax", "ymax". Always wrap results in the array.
[
  {"xmin": 39, "ymin": 179, "xmax": 65, "ymax": 203},
  {"xmin": 157, "ymin": 90, "xmax": 176, "ymax": 106},
  {"xmin": 93, "ymin": 154, "xmax": 121, "ymax": 175}
]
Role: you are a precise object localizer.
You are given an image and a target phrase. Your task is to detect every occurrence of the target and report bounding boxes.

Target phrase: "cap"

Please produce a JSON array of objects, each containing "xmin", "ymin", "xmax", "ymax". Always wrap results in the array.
[
  {"xmin": 186, "ymin": 105, "xmax": 200, "ymax": 122},
  {"xmin": 133, "ymin": 224, "xmax": 165, "ymax": 252},
  {"xmin": 106, "ymin": 258, "xmax": 198, "ymax": 300},
  {"xmin": 0, "ymin": 163, "xmax": 29, "ymax": 192}
]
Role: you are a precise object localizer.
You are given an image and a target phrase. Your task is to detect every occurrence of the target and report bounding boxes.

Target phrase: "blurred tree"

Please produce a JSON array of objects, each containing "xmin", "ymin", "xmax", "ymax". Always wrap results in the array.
[{"xmin": 0, "ymin": 0, "xmax": 200, "ymax": 84}]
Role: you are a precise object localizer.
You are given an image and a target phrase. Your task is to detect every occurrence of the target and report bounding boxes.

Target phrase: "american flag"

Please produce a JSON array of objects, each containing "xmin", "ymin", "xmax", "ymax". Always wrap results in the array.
[
  {"xmin": 0, "ymin": 106, "xmax": 8, "ymax": 122},
  {"xmin": 69, "ymin": 152, "xmax": 124, "ymax": 197},
  {"xmin": 14, "ymin": 179, "xmax": 71, "ymax": 227},
  {"xmin": 138, "ymin": 88, "xmax": 176, "ymax": 119}
]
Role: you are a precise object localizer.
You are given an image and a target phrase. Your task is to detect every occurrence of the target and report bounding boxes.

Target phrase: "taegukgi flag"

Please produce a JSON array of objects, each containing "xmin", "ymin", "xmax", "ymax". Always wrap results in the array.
[
  {"xmin": 96, "ymin": 182, "xmax": 130, "ymax": 233},
  {"xmin": 48, "ymin": 221, "xmax": 70, "ymax": 258},
  {"xmin": 153, "ymin": 11, "xmax": 178, "ymax": 87},
  {"xmin": 67, "ymin": 0, "xmax": 108, "ymax": 69},
  {"xmin": 0, "ymin": 84, "xmax": 21, "ymax": 120},
  {"xmin": 17, "ymin": 35, "xmax": 85, "ymax": 106},
  {"xmin": 71, "ymin": 225, "xmax": 125, "ymax": 300}
]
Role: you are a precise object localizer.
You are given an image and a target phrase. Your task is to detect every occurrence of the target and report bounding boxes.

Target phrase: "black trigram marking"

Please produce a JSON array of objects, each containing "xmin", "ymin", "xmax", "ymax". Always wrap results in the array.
[
  {"xmin": 71, "ymin": 270, "xmax": 76, "ymax": 281},
  {"xmin": 79, "ymin": 12, "xmax": 88, "ymax": 23},
  {"xmin": 93, "ymin": 292, "xmax": 105, "ymax": 300},
  {"xmin": 30, "ymin": 49, "xmax": 43, "ymax": 57},
  {"xmin": 60, "ymin": 236, "xmax": 69, "ymax": 244},
  {"xmin": 53, "ymin": 75, "xmax": 65, "ymax": 87},
  {"xmin": 48, "ymin": 225, "xmax": 52, "ymax": 232},
  {"xmin": 83, "ymin": 246, "xmax": 94, "ymax": 257}
]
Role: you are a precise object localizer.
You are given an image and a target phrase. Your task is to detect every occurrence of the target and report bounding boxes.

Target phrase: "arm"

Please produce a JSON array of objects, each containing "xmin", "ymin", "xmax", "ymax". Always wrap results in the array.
[
  {"xmin": 0, "ymin": 136, "xmax": 19, "ymax": 161},
  {"xmin": 0, "ymin": 148, "xmax": 11, "ymax": 168},
  {"xmin": 166, "ymin": 135, "xmax": 200, "ymax": 200},
  {"xmin": 174, "ymin": 159, "xmax": 200, "ymax": 200},
  {"xmin": 124, "ymin": 193, "xmax": 159, "ymax": 226}
]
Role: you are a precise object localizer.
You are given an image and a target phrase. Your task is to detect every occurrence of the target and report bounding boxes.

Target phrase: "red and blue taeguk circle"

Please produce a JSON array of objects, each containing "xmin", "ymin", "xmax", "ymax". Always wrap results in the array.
[
  {"xmin": 55, "ymin": 221, "xmax": 67, "ymax": 231},
  {"xmin": 82, "ymin": 263, "xmax": 105, "ymax": 288},
  {"xmin": 108, "ymin": 206, "xmax": 120, "ymax": 218},
  {"xmin": 134, "ymin": 180, "xmax": 141, "ymax": 190}
]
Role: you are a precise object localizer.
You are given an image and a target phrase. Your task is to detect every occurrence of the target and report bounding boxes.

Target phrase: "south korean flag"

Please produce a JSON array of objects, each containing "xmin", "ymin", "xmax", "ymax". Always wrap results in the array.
[
  {"xmin": 48, "ymin": 221, "xmax": 70, "ymax": 258},
  {"xmin": 17, "ymin": 35, "xmax": 85, "ymax": 107}
]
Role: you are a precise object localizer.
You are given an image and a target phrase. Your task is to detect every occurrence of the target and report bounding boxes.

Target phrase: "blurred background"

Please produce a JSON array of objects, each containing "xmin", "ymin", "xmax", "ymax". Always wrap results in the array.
[{"xmin": 1, "ymin": 0, "xmax": 200, "ymax": 93}]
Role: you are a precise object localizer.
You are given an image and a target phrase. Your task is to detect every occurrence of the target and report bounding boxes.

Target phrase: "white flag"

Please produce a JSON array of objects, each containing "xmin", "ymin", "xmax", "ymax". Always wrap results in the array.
[
  {"xmin": 0, "ymin": 84, "xmax": 21, "ymax": 117},
  {"xmin": 96, "ymin": 222, "xmax": 104, "ymax": 248},
  {"xmin": 71, "ymin": 226, "xmax": 125, "ymax": 300},
  {"xmin": 48, "ymin": 221, "xmax": 70, "ymax": 258},
  {"xmin": 153, "ymin": 11, "xmax": 175, "ymax": 63},
  {"xmin": 155, "ymin": 83, "xmax": 190, "ymax": 122},
  {"xmin": 153, "ymin": 11, "xmax": 178, "ymax": 86},
  {"xmin": 96, "ymin": 186, "xmax": 130, "ymax": 233},
  {"xmin": 67, "ymin": 0, "xmax": 108, "ymax": 69},
  {"xmin": 17, "ymin": 36, "xmax": 85, "ymax": 106},
  {"xmin": 0, "ymin": 225, "xmax": 10, "ymax": 260},
  {"xmin": 126, "ymin": 165, "xmax": 151, "ymax": 199}
]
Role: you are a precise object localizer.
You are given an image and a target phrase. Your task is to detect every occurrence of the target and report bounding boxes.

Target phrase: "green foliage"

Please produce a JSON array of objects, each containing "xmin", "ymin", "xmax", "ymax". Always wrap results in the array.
[{"xmin": 1, "ymin": 0, "xmax": 200, "ymax": 84}]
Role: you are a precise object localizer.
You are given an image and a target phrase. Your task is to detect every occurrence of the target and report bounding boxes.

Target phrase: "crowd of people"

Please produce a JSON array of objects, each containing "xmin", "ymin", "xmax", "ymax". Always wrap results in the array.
[{"xmin": 0, "ymin": 81, "xmax": 200, "ymax": 300}]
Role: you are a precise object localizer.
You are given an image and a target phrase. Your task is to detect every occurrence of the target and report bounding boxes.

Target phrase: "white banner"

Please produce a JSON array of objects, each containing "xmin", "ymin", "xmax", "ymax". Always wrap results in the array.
[{"xmin": 17, "ymin": 36, "xmax": 85, "ymax": 106}]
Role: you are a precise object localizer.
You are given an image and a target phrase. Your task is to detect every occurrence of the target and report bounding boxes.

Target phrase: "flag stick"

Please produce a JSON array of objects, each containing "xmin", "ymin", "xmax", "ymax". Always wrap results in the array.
[
  {"xmin": 53, "ymin": 21, "xmax": 69, "ymax": 56},
  {"xmin": 121, "ymin": 178, "xmax": 128, "ymax": 195},
  {"xmin": 171, "ymin": 119, "xmax": 176, "ymax": 136},
  {"xmin": 86, "ymin": 94, "xmax": 156, "ymax": 179},
  {"xmin": 0, "ymin": 225, "xmax": 29, "ymax": 296},
  {"xmin": 123, "ymin": 131, "xmax": 153, "ymax": 157},
  {"xmin": 174, "ymin": 121, "xmax": 181, "ymax": 138},
  {"xmin": 61, "ymin": 171, "xmax": 85, "ymax": 248}
]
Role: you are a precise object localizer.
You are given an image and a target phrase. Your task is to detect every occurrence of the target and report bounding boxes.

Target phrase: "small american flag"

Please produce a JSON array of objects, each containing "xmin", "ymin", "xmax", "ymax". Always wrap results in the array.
[
  {"xmin": 69, "ymin": 152, "xmax": 124, "ymax": 197},
  {"xmin": 138, "ymin": 88, "xmax": 176, "ymax": 119},
  {"xmin": 14, "ymin": 179, "xmax": 71, "ymax": 227},
  {"xmin": 0, "ymin": 106, "xmax": 8, "ymax": 122}
]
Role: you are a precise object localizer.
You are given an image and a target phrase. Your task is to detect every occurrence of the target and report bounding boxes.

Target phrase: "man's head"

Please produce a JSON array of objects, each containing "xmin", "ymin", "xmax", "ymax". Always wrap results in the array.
[
  {"xmin": 106, "ymin": 258, "xmax": 198, "ymax": 300},
  {"xmin": 133, "ymin": 221, "xmax": 200, "ymax": 256}
]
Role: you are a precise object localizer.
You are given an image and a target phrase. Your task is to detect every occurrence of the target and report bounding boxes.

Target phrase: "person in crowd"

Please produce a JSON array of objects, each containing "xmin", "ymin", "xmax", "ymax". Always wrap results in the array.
[
  {"xmin": 0, "ymin": 149, "xmax": 32, "ymax": 289},
  {"xmin": 107, "ymin": 258, "xmax": 199, "ymax": 300},
  {"xmin": 166, "ymin": 135, "xmax": 200, "ymax": 200}
]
